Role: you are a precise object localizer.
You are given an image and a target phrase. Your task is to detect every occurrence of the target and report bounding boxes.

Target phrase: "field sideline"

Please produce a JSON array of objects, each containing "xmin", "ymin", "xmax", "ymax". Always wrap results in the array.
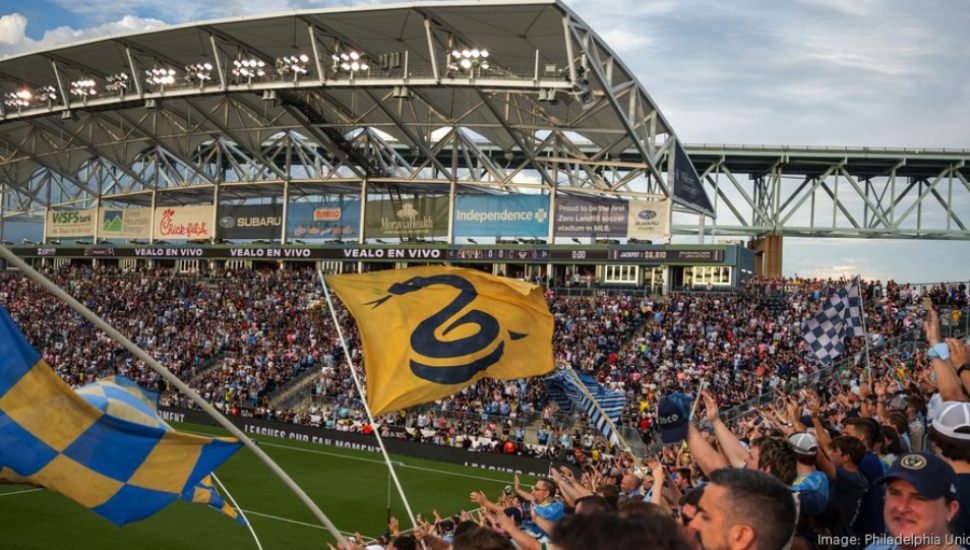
[{"xmin": 0, "ymin": 421, "xmax": 542, "ymax": 550}]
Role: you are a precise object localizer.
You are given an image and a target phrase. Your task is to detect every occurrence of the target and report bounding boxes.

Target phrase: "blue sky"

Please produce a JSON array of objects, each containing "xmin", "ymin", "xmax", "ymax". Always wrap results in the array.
[{"xmin": 1, "ymin": 0, "xmax": 968, "ymax": 282}]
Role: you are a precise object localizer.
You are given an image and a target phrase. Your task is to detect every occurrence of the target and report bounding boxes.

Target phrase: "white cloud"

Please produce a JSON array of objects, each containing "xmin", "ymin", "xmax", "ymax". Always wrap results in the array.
[
  {"xmin": 0, "ymin": 13, "xmax": 27, "ymax": 46},
  {"xmin": 0, "ymin": 14, "xmax": 167, "ymax": 58}
]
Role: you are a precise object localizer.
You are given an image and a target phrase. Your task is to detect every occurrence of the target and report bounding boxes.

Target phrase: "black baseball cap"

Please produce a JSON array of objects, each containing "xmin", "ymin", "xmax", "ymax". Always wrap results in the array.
[{"xmin": 876, "ymin": 452, "xmax": 958, "ymax": 500}]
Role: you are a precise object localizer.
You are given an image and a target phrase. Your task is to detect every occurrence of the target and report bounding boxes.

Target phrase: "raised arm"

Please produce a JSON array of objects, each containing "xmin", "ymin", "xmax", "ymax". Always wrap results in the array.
[
  {"xmin": 687, "ymin": 422, "xmax": 729, "ymax": 477},
  {"xmin": 705, "ymin": 392, "xmax": 751, "ymax": 468}
]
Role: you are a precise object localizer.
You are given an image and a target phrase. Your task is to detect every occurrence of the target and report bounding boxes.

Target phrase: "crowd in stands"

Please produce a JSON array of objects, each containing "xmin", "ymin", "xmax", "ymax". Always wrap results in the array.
[
  {"xmin": 2, "ymin": 265, "xmax": 969, "ymax": 549},
  {"xmin": 339, "ymin": 305, "xmax": 970, "ymax": 550}
]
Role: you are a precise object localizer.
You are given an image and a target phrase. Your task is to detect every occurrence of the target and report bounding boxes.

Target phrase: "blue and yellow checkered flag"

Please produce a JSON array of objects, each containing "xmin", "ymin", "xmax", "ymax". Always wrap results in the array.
[
  {"xmin": 0, "ymin": 306, "xmax": 241, "ymax": 526},
  {"xmin": 74, "ymin": 376, "xmax": 247, "ymax": 525}
]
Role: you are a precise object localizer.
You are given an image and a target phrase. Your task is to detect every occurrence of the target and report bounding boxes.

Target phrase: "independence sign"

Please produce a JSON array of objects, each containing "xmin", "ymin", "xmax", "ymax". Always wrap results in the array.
[{"xmin": 453, "ymin": 195, "xmax": 550, "ymax": 238}]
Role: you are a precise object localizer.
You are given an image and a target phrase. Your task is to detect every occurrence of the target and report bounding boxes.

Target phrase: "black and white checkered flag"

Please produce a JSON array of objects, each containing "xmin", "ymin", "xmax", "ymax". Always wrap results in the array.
[{"xmin": 802, "ymin": 277, "xmax": 865, "ymax": 362}]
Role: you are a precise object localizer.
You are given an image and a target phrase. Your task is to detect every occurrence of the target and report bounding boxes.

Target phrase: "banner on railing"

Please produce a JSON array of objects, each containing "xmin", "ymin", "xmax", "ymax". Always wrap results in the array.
[
  {"xmin": 46, "ymin": 208, "xmax": 97, "ymax": 238},
  {"xmin": 217, "ymin": 203, "xmax": 283, "ymax": 240},
  {"xmin": 286, "ymin": 197, "xmax": 361, "ymax": 241},
  {"xmin": 627, "ymin": 199, "xmax": 671, "ymax": 241},
  {"xmin": 153, "ymin": 205, "xmax": 214, "ymax": 240},
  {"xmin": 99, "ymin": 207, "xmax": 152, "ymax": 239},
  {"xmin": 364, "ymin": 196, "xmax": 449, "ymax": 239},
  {"xmin": 554, "ymin": 195, "xmax": 628, "ymax": 238},
  {"xmin": 453, "ymin": 195, "xmax": 550, "ymax": 238}
]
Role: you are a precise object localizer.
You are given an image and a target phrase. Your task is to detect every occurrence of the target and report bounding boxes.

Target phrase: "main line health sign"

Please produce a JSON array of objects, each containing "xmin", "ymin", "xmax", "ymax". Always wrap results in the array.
[{"xmin": 453, "ymin": 195, "xmax": 549, "ymax": 238}]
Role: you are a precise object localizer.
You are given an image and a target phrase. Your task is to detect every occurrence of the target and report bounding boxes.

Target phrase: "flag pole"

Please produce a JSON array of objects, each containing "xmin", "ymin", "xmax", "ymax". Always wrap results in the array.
[
  {"xmin": 0, "ymin": 245, "xmax": 347, "ymax": 545},
  {"xmin": 857, "ymin": 275, "xmax": 873, "ymax": 384},
  {"xmin": 317, "ymin": 270, "xmax": 421, "ymax": 533},
  {"xmin": 211, "ymin": 473, "xmax": 263, "ymax": 550}
]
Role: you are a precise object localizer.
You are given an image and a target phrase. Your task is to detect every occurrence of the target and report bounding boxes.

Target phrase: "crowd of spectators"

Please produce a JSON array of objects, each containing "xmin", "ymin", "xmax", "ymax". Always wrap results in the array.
[
  {"xmin": 1, "ymin": 263, "xmax": 968, "ymax": 549},
  {"xmin": 339, "ymin": 303, "xmax": 970, "ymax": 550}
]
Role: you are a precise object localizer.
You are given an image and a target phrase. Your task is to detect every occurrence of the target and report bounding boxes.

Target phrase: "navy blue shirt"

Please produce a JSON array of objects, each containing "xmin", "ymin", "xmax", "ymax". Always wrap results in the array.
[{"xmin": 852, "ymin": 452, "xmax": 886, "ymax": 538}]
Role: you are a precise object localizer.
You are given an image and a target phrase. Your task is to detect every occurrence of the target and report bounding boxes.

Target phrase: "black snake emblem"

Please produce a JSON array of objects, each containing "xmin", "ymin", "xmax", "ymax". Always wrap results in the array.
[{"xmin": 365, "ymin": 275, "xmax": 527, "ymax": 384}]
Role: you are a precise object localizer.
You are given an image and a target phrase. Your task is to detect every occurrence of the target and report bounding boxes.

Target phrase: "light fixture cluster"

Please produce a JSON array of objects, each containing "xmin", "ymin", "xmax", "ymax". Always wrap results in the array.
[
  {"xmin": 145, "ymin": 67, "xmax": 176, "ymax": 88},
  {"xmin": 106, "ymin": 72, "xmax": 130, "ymax": 94},
  {"xmin": 3, "ymin": 89, "xmax": 32, "ymax": 109},
  {"xmin": 276, "ymin": 54, "xmax": 310, "ymax": 78},
  {"xmin": 232, "ymin": 58, "xmax": 267, "ymax": 83},
  {"xmin": 331, "ymin": 51, "xmax": 369, "ymax": 74},
  {"xmin": 70, "ymin": 78, "xmax": 97, "ymax": 99},
  {"xmin": 4, "ymin": 85, "xmax": 57, "ymax": 110},
  {"xmin": 184, "ymin": 63, "xmax": 213, "ymax": 84},
  {"xmin": 37, "ymin": 85, "xmax": 58, "ymax": 102},
  {"xmin": 449, "ymin": 48, "xmax": 490, "ymax": 72}
]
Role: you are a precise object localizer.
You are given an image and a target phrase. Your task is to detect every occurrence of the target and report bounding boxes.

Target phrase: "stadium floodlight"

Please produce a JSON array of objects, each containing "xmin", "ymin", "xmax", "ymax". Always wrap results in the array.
[
  {"xmin": 70, "ymin": 78, "xmax": 97, "ymax": 100},
  {"xmin": 145, "ymin": 67, "xmax": 177, "ymax": 91},
  {"xmin": 3, "ymin": 89, "xmax": 33, "ymax": 110},
  {"xmin": 276, "ymin": 54, "xmax": 310, "ymax": 81},
  {"xmin": 37, "ymin": 85, "xmax": 59, "ymax": 104},
  {"xmin": 184, "ymin": 63, "xmax": 213, "ymax": 86},
  {"xmin": 231, "ymin": 58, "xmax": 267, "ymax": 84},
  {"xmin": 447, "ymin": 47, "xmax": 490, "ymax": 75},
  {"xmin": 331, "ymin": 50, "xmax": 369, "ymax": 76},
  {"xmin": 105, "ymin": 72, "xmax": 130, "ymax": 95}
]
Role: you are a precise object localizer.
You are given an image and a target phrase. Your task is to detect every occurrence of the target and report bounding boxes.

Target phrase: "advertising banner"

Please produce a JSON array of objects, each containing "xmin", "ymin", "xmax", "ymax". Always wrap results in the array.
[
  {"xmin": 152, "ymin": 205, "xmax": 214, "ymax": 240},
  {"xmin": 46, "ymin": 208, "xmax": 96, "ymax": 238},
  {"xmin": 453, "ymin": 194, "xmax": 550, "ymax": 238},
  {"xmin": 159, "ymin": 407, "xmax": 562, "ymax": 477},
  {"xmin": 286, "ymin": 198, "xmax": 360, "ymax": 240},
  {"xmin": 553, "ymin": 195, "xmax": 628, "ymax": 238},
  {"xmin": 99, "ymin": 207, "xmax": 151, "ymax": 240},
  {"xmin": 672, "ymin": 141, "xmax": 715, "ymax": 216},
  {"xmin": 364, "ymin": 196, "xmax": 448, "ymax": 239},
  {"xmin": 217, "ymin": 203, "xmax": 283, "ymax": 240},
  {"xmin": 627, "ymin": 199, "xmax": 671, "ymax": 241}
]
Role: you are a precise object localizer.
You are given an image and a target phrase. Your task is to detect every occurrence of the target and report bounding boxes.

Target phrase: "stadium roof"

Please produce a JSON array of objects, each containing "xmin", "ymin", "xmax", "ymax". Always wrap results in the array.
[{"xmin": 0, "ymin": 0, "xmax": 686, "ymax": 215}]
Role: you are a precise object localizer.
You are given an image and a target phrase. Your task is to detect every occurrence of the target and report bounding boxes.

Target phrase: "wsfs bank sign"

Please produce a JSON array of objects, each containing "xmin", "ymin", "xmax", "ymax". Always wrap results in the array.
[{"xmin": 46, "ymin": 208, "xmax": 96, "ymax": 238}]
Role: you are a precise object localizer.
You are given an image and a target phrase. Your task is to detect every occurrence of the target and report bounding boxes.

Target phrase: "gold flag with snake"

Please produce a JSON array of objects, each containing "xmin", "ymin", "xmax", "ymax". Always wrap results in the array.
[{"xmin": 325, "ymin": 266, "xmax": 554, "ymax": 416}]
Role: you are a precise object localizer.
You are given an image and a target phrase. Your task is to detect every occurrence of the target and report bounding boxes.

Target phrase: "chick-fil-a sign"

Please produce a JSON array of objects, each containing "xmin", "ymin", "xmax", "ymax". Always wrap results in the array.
[{"xmin": 153, "ymin": 205, "xmax": 213, "ymax": 240}]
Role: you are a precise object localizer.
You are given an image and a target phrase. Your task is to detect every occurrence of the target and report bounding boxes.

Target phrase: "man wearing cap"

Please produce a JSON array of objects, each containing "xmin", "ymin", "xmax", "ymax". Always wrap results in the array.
[
  {"xmin": 789, "ymin": 432, "xmax": 830, "ymax": 517},
  {"xmin": 927, "ymin": 401, "xmax": 970, "ymax": 538},
  {"xmin": 864, "ymin": 452, "xmax": 962, "ymax": 550}
]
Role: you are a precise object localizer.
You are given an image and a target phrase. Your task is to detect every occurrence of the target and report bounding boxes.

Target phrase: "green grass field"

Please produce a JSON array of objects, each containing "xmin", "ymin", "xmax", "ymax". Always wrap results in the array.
[{"xmin": 0, "ymin": 421, "xmax": 541, "ymax": 550}]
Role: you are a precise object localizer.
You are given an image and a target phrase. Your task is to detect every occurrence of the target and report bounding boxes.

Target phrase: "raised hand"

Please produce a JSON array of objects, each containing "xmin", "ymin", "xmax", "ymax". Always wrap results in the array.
[
  {"xmin": 948, "ymin": 338, "xmax": 970, "ymax": 368},
  {"xmin": 926, "ymin": 307, "xmax": 942, "ymax": 345},
  {"xmin": 702, "ymin": 391, "xmax": 719, "ymax": 422}
]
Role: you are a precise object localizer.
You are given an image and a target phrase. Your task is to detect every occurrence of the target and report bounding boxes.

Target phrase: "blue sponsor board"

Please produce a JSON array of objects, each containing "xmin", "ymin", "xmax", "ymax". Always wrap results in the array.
[
  {"xmin": 453, "ymin": 195, "xmax": 550, "ymax": 237},
  {"xmin": 286, "ymin": 198, "xmax": 361, "ymax": 240}
]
